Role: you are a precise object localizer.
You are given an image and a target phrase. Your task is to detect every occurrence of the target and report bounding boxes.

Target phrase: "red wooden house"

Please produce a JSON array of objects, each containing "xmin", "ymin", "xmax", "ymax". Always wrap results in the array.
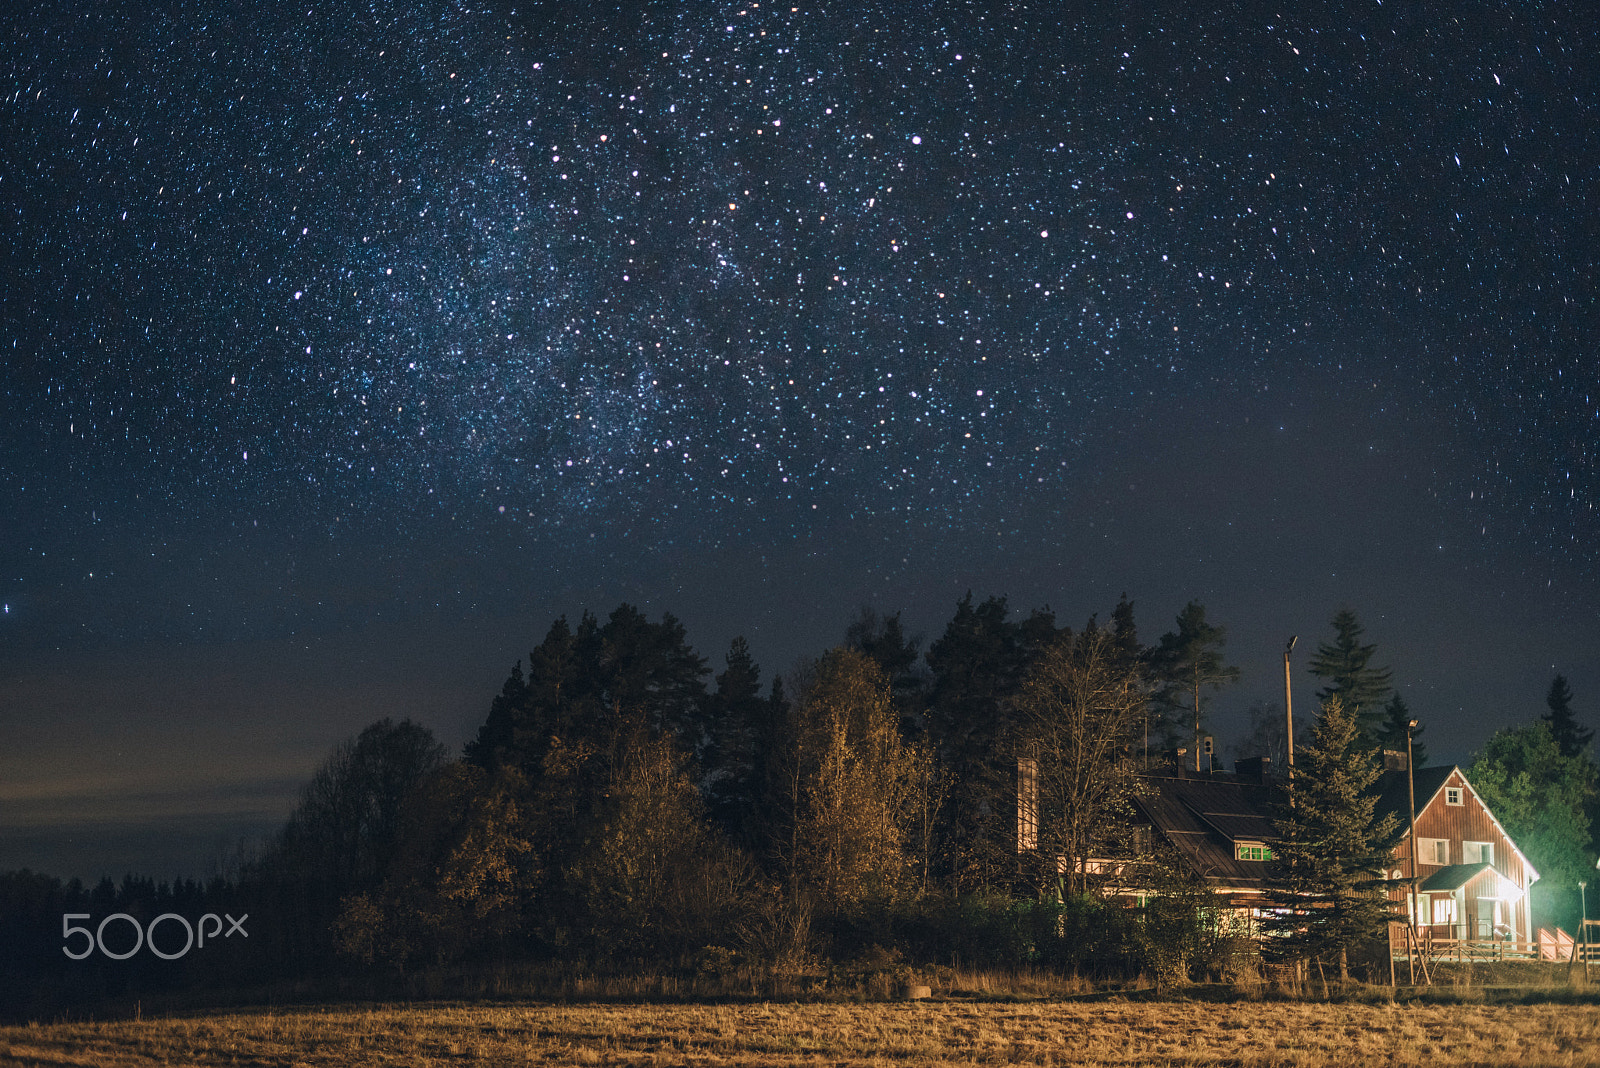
[
  {"xmin": 1106, "ymin": 760, "xmax": 1539, "ymax": 951},
  {"xmin": 1374, "ymin": 764, "xmax": 1539, "ymax": 945}
]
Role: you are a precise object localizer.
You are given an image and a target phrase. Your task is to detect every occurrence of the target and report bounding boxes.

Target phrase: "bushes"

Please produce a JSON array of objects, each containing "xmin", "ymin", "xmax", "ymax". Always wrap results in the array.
[{"xmin": 809, "ymin": 888, "xmax": 1236, "ymax": 984}]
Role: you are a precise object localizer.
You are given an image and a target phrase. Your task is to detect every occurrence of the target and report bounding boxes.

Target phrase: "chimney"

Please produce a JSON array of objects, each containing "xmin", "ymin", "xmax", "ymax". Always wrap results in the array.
[
  {"xmin": 1235, "ymin": 755, "xmax": 1272, "ymax": 784},
  {"xmin": 1016, "ymin": 757, "xmax": 1038, "ymax": 851},
  {"xmin": 1166, "ymin": 747, "xmax": 1188, "ymax": 778}
]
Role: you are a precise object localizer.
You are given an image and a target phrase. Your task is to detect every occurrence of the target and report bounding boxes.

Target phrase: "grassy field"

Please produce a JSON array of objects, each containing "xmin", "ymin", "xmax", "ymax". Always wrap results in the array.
[{"xmin": 4, "ymin": 997, "xmax": 1600, "ymax": 1067}]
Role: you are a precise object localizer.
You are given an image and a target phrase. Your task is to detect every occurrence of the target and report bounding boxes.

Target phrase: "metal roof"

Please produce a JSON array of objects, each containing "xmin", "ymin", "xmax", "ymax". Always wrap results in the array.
[{"xmin": 1133, "ymin": 773, "xmax": 1281, "ymax": 890}]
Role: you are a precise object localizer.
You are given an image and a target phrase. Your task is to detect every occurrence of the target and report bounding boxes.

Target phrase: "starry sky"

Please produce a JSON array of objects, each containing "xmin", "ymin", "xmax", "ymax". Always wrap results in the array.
[{"xmin": 4, "ymin": 0, "xmax": 1599, "ymax": 882}]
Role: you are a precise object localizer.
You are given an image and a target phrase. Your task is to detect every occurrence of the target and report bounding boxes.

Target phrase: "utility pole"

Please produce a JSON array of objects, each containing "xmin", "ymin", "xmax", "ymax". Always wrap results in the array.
[
  {"xmin": 1406, "ymin": 718, "xmax": 1421, "ymax": 984},
  {"xmin": 1283, "ymin": 636, "xmax": 1297, "ymax": 775}
]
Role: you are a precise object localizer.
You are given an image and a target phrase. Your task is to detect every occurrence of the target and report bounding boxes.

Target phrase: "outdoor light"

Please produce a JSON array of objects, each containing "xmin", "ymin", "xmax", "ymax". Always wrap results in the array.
[{"xmin": 1284, "ymin": 636, "xmax": 1297, "ymax": 771}]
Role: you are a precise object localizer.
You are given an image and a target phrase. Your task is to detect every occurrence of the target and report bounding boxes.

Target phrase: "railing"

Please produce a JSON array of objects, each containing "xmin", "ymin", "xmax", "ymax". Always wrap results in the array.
[
  {"xmin": 1387, "ymin": 925, "xmax": 1545, "ymax": 963},
  {"xmin": 1421, "ymin": 936, "xmax": 1543, "ymax": 963}
]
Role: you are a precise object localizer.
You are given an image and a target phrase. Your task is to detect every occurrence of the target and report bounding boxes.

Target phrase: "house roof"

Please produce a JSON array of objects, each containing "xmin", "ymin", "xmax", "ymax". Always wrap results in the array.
[
  {"xmin": 1372, "ymin": 764, "xmax": 1456, "ymax": 828},
  {"xmin": 1135, "ymin": 763, "xmax": 1541, "ymax": 895},
  {"xmin": 1134, "ymin": 773, "xmax": 1280, "ymax": 890},
  {"xmin": 1418, "ymin": 862, "xmax": 1497, "ymax": 893},
  {"xmin": 1372, "ymin": 764, "xmax": 1541, "ymax": 886}
]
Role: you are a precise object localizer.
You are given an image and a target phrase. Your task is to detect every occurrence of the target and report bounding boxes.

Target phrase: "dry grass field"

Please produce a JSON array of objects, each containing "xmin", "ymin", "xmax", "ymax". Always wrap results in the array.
[{"xmin": 3, "ymin": 997, "xmax": 1599, "ymax": 1067}]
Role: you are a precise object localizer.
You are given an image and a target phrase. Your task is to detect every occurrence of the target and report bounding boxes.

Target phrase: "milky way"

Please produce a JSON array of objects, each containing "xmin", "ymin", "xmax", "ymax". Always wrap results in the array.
[
  {"xmin": 3, "ymin": 1, "xmax": 1598, "ymax": 624},
  {"xmin": 7, "ymin": 1, "xmax": 1600, "ymax": 882}
]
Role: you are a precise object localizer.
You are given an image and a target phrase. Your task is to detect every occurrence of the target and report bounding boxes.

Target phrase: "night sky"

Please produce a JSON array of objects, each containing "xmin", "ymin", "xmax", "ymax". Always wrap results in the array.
[{"xmin": 5, "ymin": 1, "xmax": 1599, "ymax": 883}]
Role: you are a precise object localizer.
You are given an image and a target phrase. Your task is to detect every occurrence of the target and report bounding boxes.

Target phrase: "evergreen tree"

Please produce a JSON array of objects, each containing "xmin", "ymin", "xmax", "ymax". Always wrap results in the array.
[
  {"xmin": 1543, "ymin": 675, "xmax": 1593, "ymax": 760},
  {"xmin": 1307, "ymin": 609, "xmax": 1392, "ymax": 742},
  {"xmin": 1109, "ymin": 593, "xmax": 1144, "ymax": 677},
  {"xmin": 923, "ymin": 594, "xmax": 1063, "ymax": 888},
  {"xmin": 1150, "ymin": 601, "xmax": 1239, "ymax": 771},
  {"xmin": 702, "ymin": 637, "xmax": 767, "ymax": 841},
  {"xmin": 465, "ymin": 605, "xmax": 711, "ymax": 777},
  {"xmin": 844, "ymin": 607, "xmax": 921, "ymax": 689},
  {"xmin": 1471, "ymin": 722, "xmax": 1597, "ymax": 932},
  {"xmin": 1264, "ymin": 696, "xmax": 1401, "ymax": 980},
  {"xmin": 844, "ymin": 606, "xmax": 928, "ymax": 729},
  {"xmin": 1373, "ymin": 694, "xmax": 1426, "ymax": 769},
  {"xmin": 923, "ymin": 593, "xmax": 1026, "ymax": 886}
]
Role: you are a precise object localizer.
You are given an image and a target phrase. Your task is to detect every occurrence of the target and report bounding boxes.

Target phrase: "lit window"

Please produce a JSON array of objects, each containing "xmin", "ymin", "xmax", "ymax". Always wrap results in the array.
[
  {"xmin": 1431, "ymin": 897, "xmax": 1457, "ymax": 924},
  {"xmin": 1446, "ymin": 787, "xmax": 1464, "ymax": 806},
  {"xmin": 1418, "ymin": 838, "xmax": 1450, "ymax": 865},
  {"xmin": 1235, "ymin": 842, "xmax": 1274, "ymax": 861},
  {"xmin": 1463, "ymin": 841, "xmax": 1493, "ymax": 865}
]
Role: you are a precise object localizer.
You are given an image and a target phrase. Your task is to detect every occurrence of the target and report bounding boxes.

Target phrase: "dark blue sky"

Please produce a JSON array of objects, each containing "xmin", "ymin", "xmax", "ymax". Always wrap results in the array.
[{"xmin": 4, "ymin": 0, "xmax": 1599, "ymax": 882}]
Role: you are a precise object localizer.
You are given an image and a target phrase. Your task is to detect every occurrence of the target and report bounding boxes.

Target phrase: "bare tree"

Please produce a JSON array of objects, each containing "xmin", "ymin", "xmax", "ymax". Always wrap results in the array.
[{"xmin": 1017, "ymin": 630, "xmax": 1145, "ymax": 897}]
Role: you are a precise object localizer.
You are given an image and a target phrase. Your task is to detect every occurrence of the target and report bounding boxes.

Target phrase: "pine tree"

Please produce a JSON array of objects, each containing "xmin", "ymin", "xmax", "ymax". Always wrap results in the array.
[
  {"xmin": 1264, "ymin": 696, "xmax": 1401, "ymax": 980},
  {"xmin": 703, "ymin": 637, "xmax": 767, "ymax": 841},
  {"xmin": 1374, "ymin": 694, "xmax": 1426, "ymax": 769},
  {"xmin": 1307, "ymin": 609, "xmax": 1392, "ymax": 742},
  {"xmin": 1150, "ymin": 601, "xmax": 1239, "ymax": 771},
  {"xmin": 1543, "ymin": 675, "xmax": 1594, "ymax": 760}
]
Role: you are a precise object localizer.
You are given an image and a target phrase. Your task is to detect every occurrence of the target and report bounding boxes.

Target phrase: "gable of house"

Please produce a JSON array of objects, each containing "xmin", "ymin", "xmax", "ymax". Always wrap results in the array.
[{"xmin": 1374, "ymin": 764, "xmax": 1538, "ymax": 942}]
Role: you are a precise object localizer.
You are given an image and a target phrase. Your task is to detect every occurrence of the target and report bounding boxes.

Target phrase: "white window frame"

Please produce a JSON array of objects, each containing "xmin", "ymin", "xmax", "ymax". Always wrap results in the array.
[
  {"xmin": 1234, "ymin": 841, "xmax": 1273, "ymax": 862},
  {"xmin": 1463, "ymin": 840, "xmax": 1493, "ymax": 865},
  {"xmin": 1418, "ymin": 837, "xmax": 1450, "ymax": 865},
  {"xmin": 1431, "ymin": 896, "xmax": 1457, "ymax": 925},
  {"xmin": 1445, "ymin": 786, "xmax": 1464, "ymax": 806}
]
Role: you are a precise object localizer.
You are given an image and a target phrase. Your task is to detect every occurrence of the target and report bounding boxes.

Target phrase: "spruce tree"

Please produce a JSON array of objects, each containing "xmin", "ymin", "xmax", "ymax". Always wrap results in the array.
[
  {"xmin": 1109, "ymin": 593, "xmax": 1144, "ymax": 677},
  {"xmin": 1543, "ymin": 675, "xmax": 1594, "ymax": 760},
  {"xmin": 703, "ymin": 637, "xmax": 766, "ymax": 840},
  {"xmin": 1307, "ymin": 609, "xmax": 1392, "ymax": 743},
  {"xmin": 924, "ymin": 593, "xmax": 1029, "ymax": 886},
  {"xmin": 1264, "ymin": 696, "xmax": 1401, "ymax": 980},
  {"xmin": 1374, "ymin": 694, "xmax": 1426, "ymax": 769}
]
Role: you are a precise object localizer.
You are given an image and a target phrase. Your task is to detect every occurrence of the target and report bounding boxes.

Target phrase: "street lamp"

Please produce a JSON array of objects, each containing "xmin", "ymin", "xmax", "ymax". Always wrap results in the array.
[
  {"xmin": 1283, "ymin": 636, "xmax": 1297, "ymax": 773},
  {"xmin": 1406, "ymin": 718, "xmax": 1421, "ymax": 981},
  {"xmin": 1582, "ymin": 880, "xmax": 1590, "ymax": 977}
]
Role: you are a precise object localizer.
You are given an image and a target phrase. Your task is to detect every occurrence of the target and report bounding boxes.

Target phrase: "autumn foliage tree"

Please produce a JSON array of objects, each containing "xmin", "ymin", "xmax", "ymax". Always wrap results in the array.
[
  {"xmin": 564, "ymin": 727, "xmax": 755, "ymax": 959},
  {"xmin": 334, "ymin": 762, "xmax": 535, "ymax": 969},
  {"xmin": 788, "ymin": 648, "xmax": 938, "ymax": 918}
]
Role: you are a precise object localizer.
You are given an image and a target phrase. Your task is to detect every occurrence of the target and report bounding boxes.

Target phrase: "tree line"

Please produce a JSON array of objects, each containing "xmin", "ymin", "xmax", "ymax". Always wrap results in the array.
[{"xmin": 3, "ymin": 595, "xmax": 1596, "ymax": 1014}]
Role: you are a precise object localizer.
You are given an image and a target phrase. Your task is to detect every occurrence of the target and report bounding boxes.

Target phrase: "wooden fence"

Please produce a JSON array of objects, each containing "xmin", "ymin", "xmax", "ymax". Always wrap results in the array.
[{"xmin": 1388, "ymin": 923, "xmax": 1600, "ymax": 964}]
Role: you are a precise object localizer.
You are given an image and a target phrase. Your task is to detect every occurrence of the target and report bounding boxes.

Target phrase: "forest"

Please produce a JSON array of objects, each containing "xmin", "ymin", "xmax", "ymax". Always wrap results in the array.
[{"xmin": 3, "ymin": 594, "xmax": 1596, "ymax": 1018}]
